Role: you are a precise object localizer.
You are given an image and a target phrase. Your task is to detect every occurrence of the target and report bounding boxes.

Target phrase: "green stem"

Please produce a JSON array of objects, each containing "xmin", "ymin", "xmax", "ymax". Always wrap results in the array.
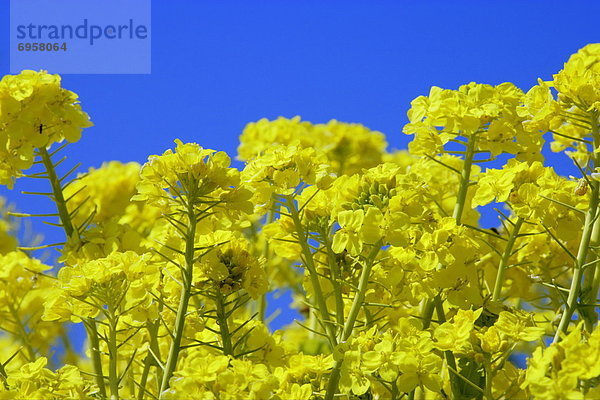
[
  {"xmin": 137, "ymin": 345, "xmax": 152, "ymax": 400},
  {"xmin": 257, "ymin": 293, "xmax": 267, "ymax": 323},
  {"xmin": 581, "ymin": 266, "xmax": 598, "ymax": 333},
  {"xmin": 38, "ymin": 144, "xmax": 108, "ymax": 394},
  {"xmin": 258, "ymin": 207, "xmax": 276, "ymax": 322},
  {"xmin": 452, "ymin": 135, "xmax": 477, "ymax": 224},
  {"xmin": 107, "ymin": 314, "xmax": 119, "ymax": 400},
  {"xmin": 285, "ymin": 196, "xmax": 338, "ymax": 347},
  {"xmin": 555, "ymin": 112, "xmax": 600, "ymax": 341},
  {"xmin": 434, "ymin": 298, "xmax": 459, "ymax": 397},
  {"xmin": 7, "ymin": 302, "xmax": 36, "ymax": 362},
  {"xmin": 553, "ymin": 176, "xmax": 600, "ymax": 342},
  {"xmin": 322, "ymin": 229, "xmax": 345, "ymax": 336},
  {"xmin": 581, "ymin": 112, "xmax": 600, "ymax": 331},
  {"xmin": 324, "ymin": 244, "xmax": 380, "ymax": 400},
  {"xmin": 588, "ymin": 267, "xmax": 600, "ymax": 329},
  {"xmin": 38, "ymin": 146, "xmax": 75, "ymax": 238},
  {"xmin": 391, "ymin": 381, "xmax": 399, "ymax": 400},
  {"xmin": 137, "ymin": 312, "xmax": 162, "ymax": 399},
  {"xmin": 492, "ymin": 217, "xmax": 524, "ymax": 302},
  {"xmin": 415, "ymin": 135, "xmax": 477, "ymax": 398},
  {"xmin": 420, "ymin": 296, "xmax": 437, "ymax": 330},
  {"xmin": 159, "ymin": 204, "xmax": 197, "ymax": 397},
  {"xmin": 484, "ymin": 362, "xmax": 494, "ymax": 400},
  {"xmin": 340, "ymin": 245, "xmax": 380, "ymax": 340},
  {"xmin": 215, "ymin": 291, "xmax": 234, "ymax": 356},
  {"xmin": 308, "ymin": 311, "xmax": 318, "ymax": 339},
  {"xmin": 85, "ymin": 319, "xmax": 107, "ymax": 400},
  {"xmin": 421, "ymin": 135, "xmax": 477, "ymax": 331}
]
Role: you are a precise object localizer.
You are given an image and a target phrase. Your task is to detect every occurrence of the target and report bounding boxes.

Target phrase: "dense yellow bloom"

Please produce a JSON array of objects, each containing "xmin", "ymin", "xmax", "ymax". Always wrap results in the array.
[
  {"xmin": 525, "ymin": 324, "xmax": 600, "ymax": 399},
  {"xmin": 242, "ymin": 143, "xmax": 334, "ymax": 213},
  {"xmin": 404, "ymin": 82, "xmax": 543, "ymax": 161},
  {"xmin": 238, "ymin": 116, "xmax": 387, "ymax": 175},
  {"xmin": 473, "ymin": 160, "xmax": 551, "ymax": 215},
  {"xmin": 335, "ymin": 323, "xmax": 444, "ymax": 397},
  {"xmin": 553, "ymin": 43, "xmax": 600, "ymax": 111},
  {"xmin": 65, "ymin": 161, "xmax": 141, "ymax": 226},
  {"xmin": 494, "ymin": 311, "xmax": 545, "ymax": 342},
  {"xmin": 0, "ymin": 252, "xmax": 63, "ymax": 358},
  {"xmin": 518, "ymin": 79, "xmax": 561, "ymax": 133},
  {"xmin": 197, "ymin": 234, "xmax": 268, "ymax": 299},
  {"xmin": 521, "ymin": 44, "xmax": 600, "ymax": 162},
  {"xmin": 164, "ymin": 353, "xmax": 279, "ymax": 400},
  {"xmin": 331, "ymin": 207, "xmax": 383, "ymax": 255},
  {"xmin": 0, "ymin": 70, "xmax": 92, "ymax": 187},
  {"xmin": 134, "ymin": 139, "xmax": 253, "ymax": 217},
  {"xmin": 434, "ymin": 308, "xmax": 482, "ymax": 354},
  {"xmin": 237, "ymin": 116, "xmax": 313, "ymax": 161},
  {"xmin": 1, "ymin": 357, "xmax": 94, "ymax": 399},
  {"xmin": 44, "ymin": 251, "xmax": 159, "ymax": 322},
  {"xmin": 58, "ymin": 161, "xmax": 164, "ymax": 264}
]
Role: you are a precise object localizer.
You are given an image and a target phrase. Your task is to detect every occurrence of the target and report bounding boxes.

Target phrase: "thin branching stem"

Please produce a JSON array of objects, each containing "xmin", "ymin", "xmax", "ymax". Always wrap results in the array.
[
  {"xmin": 38, "ymin": 146, "xmax": 76, "ymax": 238},
  {"xmin": 215, "ymin": 291, "xmax": 234, "ymax": 356},
  {"xmin": 159, "ymin": 201, "xmax": 197, "ymax": 396},
  {"xmin": 324, "ymin": 243, "xmax": 380, "ymax": 400},
  {"xmin": 492, "ymin": 217, "xmax": 525, "ymax": 301},
  {"xmin": 285, "ymin": 195, "xmax": 338, "ymax": 348},
  {"xmin": 554, "ymin": 111, "xmax": 600, "ymax": 342}
]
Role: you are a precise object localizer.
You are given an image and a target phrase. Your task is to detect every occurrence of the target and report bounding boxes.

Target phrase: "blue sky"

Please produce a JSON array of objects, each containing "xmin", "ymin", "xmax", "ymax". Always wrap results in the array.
[{"xmin": 1, "ymin": 0, "xmax": 599, "ymax": 330}]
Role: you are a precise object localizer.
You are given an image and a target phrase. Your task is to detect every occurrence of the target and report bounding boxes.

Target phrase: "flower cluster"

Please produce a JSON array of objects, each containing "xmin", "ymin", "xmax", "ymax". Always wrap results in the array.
[
  {"xmin": 238, "ymin": 117, "xmax": 387, "ymax": 175},
  {"xmin": 0, "ymin": 70, "xmax": 92, "ymax": 187},
  {"xmin": 403, "ymin": 81, "xmax": 544, "ymax": 161}
]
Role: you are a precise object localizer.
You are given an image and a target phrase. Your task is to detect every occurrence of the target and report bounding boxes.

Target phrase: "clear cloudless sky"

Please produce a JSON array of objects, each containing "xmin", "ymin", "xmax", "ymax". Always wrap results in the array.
[{"xmin": 1, "ymin": 0, "xmax": 600, "ymax": 332}]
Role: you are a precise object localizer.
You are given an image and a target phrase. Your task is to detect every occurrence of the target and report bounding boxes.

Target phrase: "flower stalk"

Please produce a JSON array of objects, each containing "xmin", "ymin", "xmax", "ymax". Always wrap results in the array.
[
  {"xmin": 38, "ymin": 146, "xmax": 76, "ymax": 238},
  {"xmin": 85, "ymin": 319, "xmax": 108, "ymax": 400},
  {"xmin": 159, "ymin": 201, "xmax": 197, "ymax": 396},
  {"xmin": 581, "ymin": 112, "xmax": 600, "ymax": 332},
  {"xmin": 285, "ymin": 195, "xmax": 338, "ymax": 348},
  {"xmin": 556, "ymin": 111, "xmax": 600, "ymax": 341},
  {"xmin": 215, "ymin": 291, "xmax": 234, "ymax": 356},
  {"xmin": 492, "ymin": 216, "xmax": 525, "ymax": 302},
  {"xmin": 107, "ymin": 312, "xmax": 120, "ymax": 400},
  {"xmin": 324, "ymin": 243, "xmax": 380, "ymax": 400}
]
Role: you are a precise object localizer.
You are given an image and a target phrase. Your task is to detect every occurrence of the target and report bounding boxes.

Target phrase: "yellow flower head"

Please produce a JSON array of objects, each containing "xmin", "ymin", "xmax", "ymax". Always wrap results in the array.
[
  {"xmin": 64, "ymin": 161, "xmax": 141, "ymax": 226},
  {"xmin": 198, "ymin": 234, "xmax": 268, "ymax": 299},
  {"xmin": 238, "ymin": 116, "xmax": 387, "ymax": 175},
  {"xmin": 0, "ymin": 70, "xmax": 92, "ymax": 187},
  {"xmin": 134, "ymin": 139, "xmax": 253, "ymax": 216},
  {"xmin": 404, "ymin": 82, "xmax": 543, "ymax": 161}
]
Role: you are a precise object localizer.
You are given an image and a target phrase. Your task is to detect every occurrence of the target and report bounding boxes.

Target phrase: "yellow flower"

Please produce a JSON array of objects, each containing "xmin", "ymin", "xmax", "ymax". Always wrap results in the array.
[
  {"xmin": 238, "ymin": 116, "xmax": 387, "ymax": 175},
  {"xmin": 524, "ymin": 324, "xmax": 600, "ymax": 399},
  {"xmin": 0, "ymin": 70, "xmax": 92, "ymax": 187},
  {"xmin": 241, "ymin": 143, "xmax": 334, "ymax": 213},
  {"xmin": 404, "ymin": 81, "xmax": 543, "ymax": 161},
  {"xmin": 494, "ymin": 311, "xmax": 545, "ymax": 342},
  {"xmin": 434, "ymin": 308, "xmax": 483, "ymax": 353},
  {"xmin": 44, "ymin": 251, "xmax": 158, "ymax": 322},
  {"xmin": 198, "ymin": 234, "xmax": 268, "ymax": 299},
  {"xmin": 64, "ymin": 161, "xmax": 141, "ymax": 226},
  {"xmin": 332, "ymin": 209, "xmax": 364, "ymax": 255},
  {"xmin": 392, "ymin": 352, "xmax": 443, "ymax": 393},
  {"xmin": 134, "ymin": 139, "xmax": 252, "ymax": 217}
]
